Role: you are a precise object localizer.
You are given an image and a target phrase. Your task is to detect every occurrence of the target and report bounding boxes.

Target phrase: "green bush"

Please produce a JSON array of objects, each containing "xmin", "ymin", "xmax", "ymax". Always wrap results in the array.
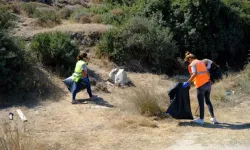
[
  {"xmin": 104, "ymin": 0, "xmax": 137, "ymax": 6},
  {"xmin": 30, "ymin": 32, "xmax": 79, "ymax": 76},
  {"xmin": 0, "ymin": 9, "xmax": 26, "ymax": 92},
  {"xmin": 20, "ymin": 2, "xmax": 49, "ymax": 17},
  {"xmin": 21, "ymin": 3, "xmax": 37, "ymax": 17},
  {"xmin": 98, "ymin": 16, "xmax": 178, "ymax": 72},
  {"xmin": 34, "ymin": 8, "xmax": 61, "ymax": 27}
]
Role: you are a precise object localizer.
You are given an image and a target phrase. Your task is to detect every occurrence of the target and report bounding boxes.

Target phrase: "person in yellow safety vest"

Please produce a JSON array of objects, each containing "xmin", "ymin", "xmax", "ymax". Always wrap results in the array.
[
  {"xmin": 71, "ymin": 52, "xmax": 96, "ymax": 104},
  {"xmin": 183, "ymin": 52, "xmax": 218, "ymax": 125}
]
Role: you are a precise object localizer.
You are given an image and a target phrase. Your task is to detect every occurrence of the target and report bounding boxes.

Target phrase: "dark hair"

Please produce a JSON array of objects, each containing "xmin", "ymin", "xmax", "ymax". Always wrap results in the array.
[{"xmin": 77, "ymin": 52, "xmax": 87, "ymax": 60}]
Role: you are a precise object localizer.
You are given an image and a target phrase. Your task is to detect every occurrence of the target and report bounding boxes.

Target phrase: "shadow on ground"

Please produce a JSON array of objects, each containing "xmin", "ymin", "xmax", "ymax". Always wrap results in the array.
[
  {"xmin": 0, "ymin": 66, "xmax": 65, "ymax": 109},
  {"xmin": 178, "ymin": 121, "xmax": 250, "ymax": 130},
  {"xmin": 77, "ymin": 97, "xmax": 114, "ymax": 108}
]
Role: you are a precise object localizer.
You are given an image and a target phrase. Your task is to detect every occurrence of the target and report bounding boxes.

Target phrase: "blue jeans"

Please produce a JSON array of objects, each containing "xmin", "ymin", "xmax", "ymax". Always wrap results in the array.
[
  {"xmin": 72, "ymin": 77, "xmax": 93, "ymax": 101},
  {"xmin": 197, "ymin": 82, "xmax": 215, "ymax": 119}
]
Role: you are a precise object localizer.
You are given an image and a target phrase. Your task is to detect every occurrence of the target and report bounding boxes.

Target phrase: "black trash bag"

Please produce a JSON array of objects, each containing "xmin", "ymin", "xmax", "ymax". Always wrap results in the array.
[
  {"xmin": 62, "ymin": 76, "xmax": 87, "ymax": 93},
  {"xmin": 166, "ymin": 82, "xmax": 193, "ymax": 119}
]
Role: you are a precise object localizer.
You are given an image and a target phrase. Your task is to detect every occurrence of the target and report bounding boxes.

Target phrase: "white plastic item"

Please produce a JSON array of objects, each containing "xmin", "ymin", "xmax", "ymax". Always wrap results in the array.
[
  {"xmin": 109, "ymin": 68, "xmax": 119, "ymax": 82},
  {"xmin": 114, "ymin": 69, "xmax": 129, "ymax": 85}
]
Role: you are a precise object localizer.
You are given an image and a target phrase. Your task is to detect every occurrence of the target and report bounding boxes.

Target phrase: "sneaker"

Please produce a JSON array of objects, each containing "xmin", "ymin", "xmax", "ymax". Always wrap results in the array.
[
  {"xmin": 71, "ymin": 100, "xmax": 79, "ymax": 104},
  {"xmin": 89, "ymin": 95, "xmax": 98, "ymax": 101},
  {"xmin": 210, "ymin": 118, "xmax": 218, "ymax": 124},
  {"xmin": 192, "ymin": 118, "xmax": 204, "ymax": 125}
]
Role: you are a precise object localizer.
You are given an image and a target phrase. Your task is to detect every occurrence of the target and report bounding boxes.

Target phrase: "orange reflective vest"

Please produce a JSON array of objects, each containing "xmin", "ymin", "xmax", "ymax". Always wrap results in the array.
[{"xmin": 188, "ymin": 59, "xmax": 210, "ymax": 88}]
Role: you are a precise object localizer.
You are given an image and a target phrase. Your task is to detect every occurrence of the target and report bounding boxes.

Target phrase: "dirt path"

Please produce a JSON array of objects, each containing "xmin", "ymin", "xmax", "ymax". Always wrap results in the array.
[{"xmin": 13, "ymin": 16, "xmax": 111, "ymax": 40}]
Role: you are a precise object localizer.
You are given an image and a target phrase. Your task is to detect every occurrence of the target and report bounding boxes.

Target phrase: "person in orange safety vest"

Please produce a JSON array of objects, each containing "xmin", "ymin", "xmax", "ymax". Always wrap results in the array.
[{"xmin": 183, "ymin": 52, "xmax": 218, "ymax": 125}]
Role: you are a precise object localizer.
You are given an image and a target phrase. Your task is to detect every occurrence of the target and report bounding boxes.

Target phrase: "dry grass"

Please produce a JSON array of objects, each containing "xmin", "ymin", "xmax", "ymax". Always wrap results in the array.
[
  {"xmin": 110, "ymin": 8, "xmax": 123, "ymax": 15},
  {"xmin": 79, "ymin": 16, "xmax": 91, "ymax": 24},
  {"xmin": 91, "ymin": 14, "xmax": 103, "ymax": 23},
  {"xmin": 211, "ymin": 63, "xmax": 250, "ymax": 103},
  {"xmin": 0, "ymin": 120, "xmax": 61, "ymax": 150},
  {"xmin": 0, "ymin": 121, "xmax": 35, "ymax": 150},
  {"xmin": 129, "ymin": 88, "xmax": 163, "ymax": 117},
  {"xmin": 113, "ymin": 115, "xmax": 158, "ymax": 130}
]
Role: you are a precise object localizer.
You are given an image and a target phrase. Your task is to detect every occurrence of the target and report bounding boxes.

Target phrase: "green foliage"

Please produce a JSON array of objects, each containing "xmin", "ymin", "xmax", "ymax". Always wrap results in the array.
[
  {"xmin": 168, "ymin": 0, "xmax": 249, "ymax": 67},
  {"xmin": 98, "ymin": 16, "xmax": 178, "ymax": 72},
  {"xmin": 104, "ymin": 0, "xmax": 137, "ymax": 6},
  {"xmin": 0, "ymin": 8, "xmax": 17, "ymax": 31},
  {"xmin": 0, "ymin": 9, "xmax": 26, "ymax": 92},
  {"xmin": 30, "ymin": 32, "xmax": 79, "ymax": 76},
  {"xmin": 20, "ymin": 2, "xmax": 49, "ymax": 17}
]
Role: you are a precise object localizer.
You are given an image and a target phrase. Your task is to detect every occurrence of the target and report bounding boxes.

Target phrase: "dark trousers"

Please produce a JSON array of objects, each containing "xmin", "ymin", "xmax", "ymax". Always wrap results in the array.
[
  {"xmin": 72, "ymin": 78, "xmax": 93, "ymax": 100},
  {"xmin": 197, "ymin": 82, "xmax": 215, "ymax": 119}
]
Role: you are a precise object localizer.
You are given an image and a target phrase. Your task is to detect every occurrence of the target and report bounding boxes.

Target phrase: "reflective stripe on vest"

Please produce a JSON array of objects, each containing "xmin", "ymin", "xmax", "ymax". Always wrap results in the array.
[
  {"xmin": 72, "ymin": 60, "xmax": 86, "ymax": 82},
  {"xmin": 188, "ymin": 59, "xmax": 210, "ymax": 88}
]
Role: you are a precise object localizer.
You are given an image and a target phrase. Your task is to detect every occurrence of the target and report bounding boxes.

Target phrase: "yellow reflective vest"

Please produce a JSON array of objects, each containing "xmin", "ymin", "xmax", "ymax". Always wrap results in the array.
[{"xmin": 72, "ymin": 60, "xmax": 86, "ymax": 82}]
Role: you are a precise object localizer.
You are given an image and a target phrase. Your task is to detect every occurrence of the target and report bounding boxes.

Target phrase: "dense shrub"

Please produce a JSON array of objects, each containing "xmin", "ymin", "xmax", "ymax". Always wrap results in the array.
[
  {"xmin": 30, "ymin": 32, "xmax": 79, "ymax": 76},
  {"xmin": 99, "ymin": 0, "xmax": 250, "ymax": 71},
  {"xmin": 98, "ymin": 16, "xmax": 178, "ymax": 72},
  {"xmin": 0, "ymin": 9, "xmax": 26, "ymax": 92}
]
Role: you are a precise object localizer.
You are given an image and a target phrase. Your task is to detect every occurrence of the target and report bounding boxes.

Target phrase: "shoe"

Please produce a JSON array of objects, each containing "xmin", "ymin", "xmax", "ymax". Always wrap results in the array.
[
  {"xmin": 210, "ymin": 118, "xmax": 218, "ymax": 124},
  {"xmin": 192, "ymin": 118, "xmax": 204, "ymax": 125},
  {"xmin": 89, "ymin": 95, "xmax": 98, "ymax": 101},
  {"xmin": 71, "ymin": 100, "xmax": 79, "ymax": 104}
]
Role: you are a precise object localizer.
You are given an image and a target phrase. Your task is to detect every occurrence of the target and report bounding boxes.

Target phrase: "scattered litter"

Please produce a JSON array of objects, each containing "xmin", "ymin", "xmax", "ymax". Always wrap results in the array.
[
  {"xmin": 9, "ymin": 112, "xmax": 14, "ymax": 120},
  {"xmin": 225, "ymin": 92, "xmax": 231, "ymax": 96},
  {"xmin": 16, "ymin": 109, "xmax": 28, "ymax": 122}
]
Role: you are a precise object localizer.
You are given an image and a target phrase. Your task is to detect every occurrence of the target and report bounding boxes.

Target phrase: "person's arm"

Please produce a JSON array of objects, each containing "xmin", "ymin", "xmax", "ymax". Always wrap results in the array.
[
  {"xmin": 187, "ymin": 72, "xmax": 197, "ymax": 83},
  {"xmin": 81, "ymin": 64, "xmax": 88, "ymax": 78},
  {"xmin": 206, "ymin": 61, "xmax": 212, "ymax": 70},
  {"xmin": 81, "ymin": 70, "xmax": 87, "ymax": 78}
]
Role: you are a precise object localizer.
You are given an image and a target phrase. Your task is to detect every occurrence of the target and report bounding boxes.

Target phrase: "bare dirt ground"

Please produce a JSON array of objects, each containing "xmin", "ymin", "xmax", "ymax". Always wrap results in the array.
[
  {"xmin": 1, "ymin": 60, "xmax": 250, "ymax": 150},
  {"xmin": 1, "ymin": 15, "xmax": 250, "ymax": 150}
]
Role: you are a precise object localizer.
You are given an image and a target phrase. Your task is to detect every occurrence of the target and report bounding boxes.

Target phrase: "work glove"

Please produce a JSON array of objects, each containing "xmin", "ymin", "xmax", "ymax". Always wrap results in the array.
[
  {"xmin": 182, "ymin": 82, "xmax": 189, "ymax": 88},
  {"xmin": 83, "ymin": 78, "xmax": 89, "ymax": 83}
]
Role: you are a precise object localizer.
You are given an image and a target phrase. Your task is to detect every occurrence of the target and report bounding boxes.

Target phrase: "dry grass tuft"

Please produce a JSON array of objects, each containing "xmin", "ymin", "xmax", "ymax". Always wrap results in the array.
[
  {"xmin": 0, "ymin": 121, "xmax": 35, "ymax": 150},
  {"xmin": 129, "ymin": 88, "xmax": 163, "ymax": 117},
  {"xmin": 79, "ymin": 16, "xmax": 91, "ymax": 24},
  {"xmin": 211, "ymin": 63, "xmax": 250, "ymax": 103},
  {"xmin": 91, "ymin": 14, "xmax": 103, "ymax": 23},
  {"xmin": 0, "ymin": 120, "xmax": 61, "ymax": 150}
]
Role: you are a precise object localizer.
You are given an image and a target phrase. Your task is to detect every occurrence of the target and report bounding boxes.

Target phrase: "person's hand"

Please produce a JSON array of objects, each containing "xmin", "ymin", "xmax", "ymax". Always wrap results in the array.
[
  {"xmin": 83, "ymin": 78, "xmax": 89, "ymax": 83},
  {"xmin": 182, "ymin": 82, "xmax": 189, "ymax": 88}
]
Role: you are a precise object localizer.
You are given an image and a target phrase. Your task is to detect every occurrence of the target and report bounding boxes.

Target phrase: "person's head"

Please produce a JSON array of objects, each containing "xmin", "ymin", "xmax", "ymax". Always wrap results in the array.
[
  {"xmin": 77, "ymin": 52, "xmax": 89, "ymax": 62},
  {"xmin": 184, "ymin": 51, "xmax": 196, "ymax": 64}
]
